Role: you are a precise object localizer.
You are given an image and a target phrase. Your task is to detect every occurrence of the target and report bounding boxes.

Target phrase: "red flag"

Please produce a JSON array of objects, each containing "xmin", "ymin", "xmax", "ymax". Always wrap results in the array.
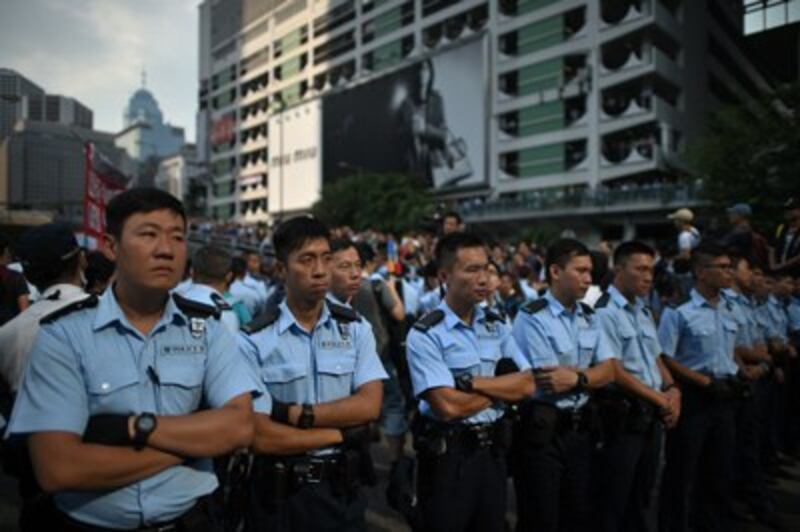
[{"xmin": 83, "ymin": 143, "xmax": 129, "ymax": 244}]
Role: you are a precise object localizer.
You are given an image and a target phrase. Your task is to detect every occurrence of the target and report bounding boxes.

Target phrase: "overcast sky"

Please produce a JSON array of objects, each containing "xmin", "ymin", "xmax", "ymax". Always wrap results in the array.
[{"xmin": 0, "ymin": 0, "xmax": 199, "ymax": 140}]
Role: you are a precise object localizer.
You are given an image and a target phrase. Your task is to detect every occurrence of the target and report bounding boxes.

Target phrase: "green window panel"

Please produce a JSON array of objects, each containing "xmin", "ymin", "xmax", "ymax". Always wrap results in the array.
[
  {"xmin": 517, "ymin": 15, "xmax": 564, "ymax": 55},
  {"xmin": 369, "ymin": 7, "xmax": 404, "ymax": 39},
  {"xmin": 517, "ymin": 0, "xmax": 559, "ymax": 16},
  {"xmin": 518, "ymin": 57, "xmax": 562, "ymax": 95},
  {"xmin": 518, "ymin": 142, "xmax": 565, "ymax": 177},
  {"xmin": 212, "ymin": 181, "xmax": 236, "ymax": 196},
  {"xmin": 371, "ymin": 39, "xmax": 403, "ymax": 71},
  {"xmin": 518, "ymin": 100, "xmax": 564, "ymax": 136},
  {"xmin": 276, "ymin": 27, "xmax": 306, "ymax": 56},
  {"xmin": 278, "ymin": 55, "xmax": 304, "ymax": 80},
  {"xmin": 279, "ymin": 81, "xmax": 304, "ymax": 106}
]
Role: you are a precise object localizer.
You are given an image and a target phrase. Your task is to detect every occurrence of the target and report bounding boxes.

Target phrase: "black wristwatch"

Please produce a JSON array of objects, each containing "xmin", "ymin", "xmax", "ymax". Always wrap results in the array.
[
  {"xmin": 575, "ymin": 371, "xmax": 589, "ymax": 393},
  {"xmin": 298, "ymin": 403, "xmax": 315, "ymax": 429},
  {"xmin": 132, "ymin": 413, "xmax": 157, "ymax": 450},
  {"xmin": 455, "ymin": 373, "xmax": 474, "ymax": 393}
]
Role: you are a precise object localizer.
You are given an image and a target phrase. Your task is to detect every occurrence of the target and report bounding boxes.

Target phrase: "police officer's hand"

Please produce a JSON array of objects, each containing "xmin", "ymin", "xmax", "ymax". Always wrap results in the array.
[
  {"xmin": 662, "ymin": 388, "xmax": 681, "ymax": 428},
  {"xmin": 775, "ymin": 367, "xmax": 786, "ymax": 385},
  {"xmin": 535, "ymin": 366, "xmax": 579, "ymax": 394},
  {"xmin": 739, "ymin": 365, "xmax": 763, "ymax": 381},
  {"xmin": 787, "ymin": 344, "xmax": 797, "ymax": 359}
]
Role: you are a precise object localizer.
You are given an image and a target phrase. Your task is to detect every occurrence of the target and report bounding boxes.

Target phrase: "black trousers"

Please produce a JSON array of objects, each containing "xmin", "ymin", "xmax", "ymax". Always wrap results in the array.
[
  {"xmin": 417, "ymin": 444, "xmax": 507, "ymax": 532},
  {"xmin": 658, "ymin": 389, "xmax": 736, "ymax": 532},
  {"xmin": 513, "ymin": 430, "xmax": 593, "ymax": 532},
  {"xmin": 734, "ymin": 382, "xmax": 772, "ymax": 515},
  {"xmin": 246, "ymin": 479, "xmax": 367, "ymax": 532},
  {"xmin": 593, "ymin": 422, "xmax": 664, "ymax": 532}
]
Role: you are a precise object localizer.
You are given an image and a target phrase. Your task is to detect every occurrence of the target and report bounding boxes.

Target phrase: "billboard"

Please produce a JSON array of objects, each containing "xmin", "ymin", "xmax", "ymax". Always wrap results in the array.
[
  {"xmin": 268, "ymin": 99, "xmax": 322, "ymax": 215},
  {"xmin": 323, "ymin": 37, "xmax": 488, "ymax": 190}
]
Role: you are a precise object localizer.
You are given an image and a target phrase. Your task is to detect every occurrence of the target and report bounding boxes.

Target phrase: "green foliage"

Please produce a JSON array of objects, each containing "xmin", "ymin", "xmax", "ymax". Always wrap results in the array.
[
  {"xmin": 688, "ymin": 84, "xmax": 800, "ymax": 229},
  {"xmin": 311, "ymin": 173, "xmax": 435, "ymax": 233}
]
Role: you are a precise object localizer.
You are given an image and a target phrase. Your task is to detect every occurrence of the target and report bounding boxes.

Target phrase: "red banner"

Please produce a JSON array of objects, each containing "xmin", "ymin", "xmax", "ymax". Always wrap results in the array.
[{"xmin": 83, "ymin": 143, "xmax": 128, "ymax": 243}]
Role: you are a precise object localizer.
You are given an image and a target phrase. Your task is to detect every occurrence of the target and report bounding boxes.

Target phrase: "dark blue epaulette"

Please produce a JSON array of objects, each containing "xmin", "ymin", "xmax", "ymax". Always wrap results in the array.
[
  {"xmin": 210, "ymin": 292, "xmax": 233, "ymax": 312},
  {"xmin": 413, "ymin": 309, "xmax": 445, "ymax": 332},
  {"xmin": 520, "ymin": 298, "xmax": 548, "ymax": 315},
  {"xmin": 485, "ymin": 308, "xmax": 505, "ymax": 323},
  {"xmin": 173, "ymin": 293, "xmax": 220, "ymax": 320},
  {"xmin": 40, "ymin": 295, "xmax": 98, "ymax": 325},
  {"xmin": 579, "ymin": 302, "xmax": 594, "ymax": 315},
  {"xmin": 594, "ymin": 292, "xmax": 611, "ymax": 309},
  {"xmin": 242, "ymin": 305, "xmax": 280, "ymax": 335},
  {"xmin": 327, "ymin": 300, "xmax": 361, "ymax": 323}
]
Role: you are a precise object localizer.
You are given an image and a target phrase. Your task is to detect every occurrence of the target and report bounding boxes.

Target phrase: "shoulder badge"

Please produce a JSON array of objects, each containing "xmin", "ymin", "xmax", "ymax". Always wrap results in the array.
[
  {"xmin": 413, "ymin": 309, "xmax": 445, "ymax": 332},
  {"xmin": 327, "ymin": 301, "xmax": 361, "ymax": 323},
  {"xmin": 40, "ymin": 295, "xmax": 98, "ymax": 325},
  {"xmin": 594, "ymin": 293, "xmax": 611, "ymax": 309},
  {"xmin": 173, "ymin": 293, "xmax": 220, "ymax": 320},
  {"xmin": 520, "ymin": 298, "xmax": 548, "ymax": 315},
  {"xmin": 242, "ymin": 306, "xmax": 280, "ymax": 335}
]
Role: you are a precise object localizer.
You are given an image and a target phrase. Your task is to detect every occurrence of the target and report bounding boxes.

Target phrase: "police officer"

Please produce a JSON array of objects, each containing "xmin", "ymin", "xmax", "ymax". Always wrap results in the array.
[
  {"xmin": 511, "ymin": 238, "xmax": 615, "ymax": 532},
  {"xmin": 239, "ymin": 217, "xmax": 387, "ymax": 532},
  {"xmin": 406, "ymin": 232, "xmax": 533, "ymax": 532},
  {"xmin": 592, "ymin": 241, "xmax": 681, "ymax": 532},
  {"xmin": 178, "ymin": 245, "xmax": 242, "ymax": 333},
  {"xmin": 5, "ymin": 188, "xmax": 260, "ymax": 531},
  {"xmin": 658, "ymin": 243, "xmax": 748, "ymax": 532}
]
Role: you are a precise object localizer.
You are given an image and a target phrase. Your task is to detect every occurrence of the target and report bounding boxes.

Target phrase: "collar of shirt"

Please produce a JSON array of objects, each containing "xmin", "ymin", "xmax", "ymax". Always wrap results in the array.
[
  {"xmin": 276, "ymin": 299, "xmax": 333, "ymax": 336},
  {"xmin": 326, "ymin": 292, "xmax": 351, "ymax": 308},
  {"xmin": 544, "ymin": 290, "xmax": 582, "ymax": 320},
  {"xmin": 607, "ymin": 284, "xmax": 643, "ymax": 314},
  {"xmin": 690, "ymin": 288, "xmax": 718, "ymax": 309},
  {"xmin": 92, "ymin": 287, "xmax": 184, "ymax": 334},
  {"xmin": 439, "ymin": 299, "xmax": 486, "ymax": 330},
  {"xmin": 38, "ymin": 283, "xmax": 85, "ymax": 302}
]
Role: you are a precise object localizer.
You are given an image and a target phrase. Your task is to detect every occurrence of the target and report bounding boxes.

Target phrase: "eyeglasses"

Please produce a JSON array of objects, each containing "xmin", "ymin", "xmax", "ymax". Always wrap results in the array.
[{"xmin": 704, "ymin": 263, "xmax": 733, "ymax": 271}]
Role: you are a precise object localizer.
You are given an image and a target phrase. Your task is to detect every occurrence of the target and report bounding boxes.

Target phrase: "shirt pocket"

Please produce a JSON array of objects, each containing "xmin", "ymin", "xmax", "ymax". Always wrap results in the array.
[
  {"xmin": 441, "ymin": 341, "xmax": 479, "ymax": 377},
  {"xmin": 157, "ymin": 354, "xmax": 205, "ymax": 415},
  {"xmin": 262, "ymin": 363, "xmax": 307, "ymax": 404},
  {"xmin": 85, "ymin": 360, "xmax": 139, "ymax": 414},
  {"xmin": 477, "ymin": 337, "xmax": 502, "ymax": 376},
  {"xmin": 548, "ymin": 334, "xmax": 575, "ymax": 367},
  {"xmin": 688, "ymin": 322, "xmax": 715, "ymax": 356},
  {"xmin": 577, "ymin": 329, "xmax": 598, "ymax": 367},
  {"xmin": 317, "ymin": 351, "xmax": 357, "ymax": 401},
  {"xmin": 721, "ymin": 318, "xmax": 739, "ymax": 353}
]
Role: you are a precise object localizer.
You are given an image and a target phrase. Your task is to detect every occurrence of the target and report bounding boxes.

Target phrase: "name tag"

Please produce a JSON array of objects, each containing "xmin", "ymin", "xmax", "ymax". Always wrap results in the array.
[
  {"xmin": 320, "ymin": 340, "xmax": 352, "ymax": 350},
  {"xmin": 163, "ymin": 345, "xmax": 206, "ymax": 355}
]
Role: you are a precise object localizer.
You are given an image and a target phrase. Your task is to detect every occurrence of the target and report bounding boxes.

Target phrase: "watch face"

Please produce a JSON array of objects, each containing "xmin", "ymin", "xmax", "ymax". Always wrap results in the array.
[{"xmin": 138, "ymin": 415, "xmax": 156, "ymax": 432}]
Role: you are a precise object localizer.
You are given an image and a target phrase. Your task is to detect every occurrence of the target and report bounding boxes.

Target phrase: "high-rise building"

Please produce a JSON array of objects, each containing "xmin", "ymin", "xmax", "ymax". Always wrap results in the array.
[
  {"xmin": 0, "ymin": 69, "xmax": 45, "ymax": 142},
  {"xmin": 197, "ymin": 0, "xmax": 775, "ymax": 237},
  {"xmin": 22, "ymin": 94, "xmax": 94, "ymax": 130},
  {"xmin": 115, "ymin": 81, "xmax": 186, "ymax": 164}
]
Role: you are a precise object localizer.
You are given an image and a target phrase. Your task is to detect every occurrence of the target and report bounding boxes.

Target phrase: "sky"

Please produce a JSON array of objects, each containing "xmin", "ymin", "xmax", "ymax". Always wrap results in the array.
[{"xmin": 0, "ymin": 0, "xmax": 200, "ymax": 140}]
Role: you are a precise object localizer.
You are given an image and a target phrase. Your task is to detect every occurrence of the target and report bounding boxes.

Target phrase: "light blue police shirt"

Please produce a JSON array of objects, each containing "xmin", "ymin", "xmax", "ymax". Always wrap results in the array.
[
  {"xmin": 512, "ymin": 291, "xmax": 616, "ymax": 410},
  {"xmin": 595, "ymin": 285, "xmax": 663, "ymax": 390},
  {"xmin": 7, "ymin": 288, "xmax": 265, "ymax": 529},
  {"xmin": 721, "ymin": 288, "xmax": 763, "ymax": 347},
  {"xmin": 177, "ymin": 281, "xmax": 240, "ymax": 333},
  {"xmin": 406, "ymin": 300, "xmax": 530, "ymax": 424},
  {"xmin": 658, "ymin": 288, "xmax": 746, "ymax": 378},
  {"xmin": 788, "ymin": 297, "xmax": 800, "ymax": 333},
  {"xmin": 766, "ymin": 295, "xmax": 789, "ymax": 343},
  {"xmin": 239, "ymin": 298, "xmax": 387, "ymax": 412}
]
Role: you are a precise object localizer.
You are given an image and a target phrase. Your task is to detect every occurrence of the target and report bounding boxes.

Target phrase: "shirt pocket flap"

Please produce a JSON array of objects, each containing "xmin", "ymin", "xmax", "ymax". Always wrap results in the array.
[
  {"xmin": 578, "ymin": 330, "xmax": 598, "ymax": 349},
  {"xmin": 722, "ymin": 319, "xmax": 739, "ymax": 333},
  {"xmin": 87, "ymin": 370, "xmax": 139, "ymax": 395},
  {"xmin": 159, "ymin": 355, "xmax": 205, "ymax": 388},
  {"xmin": 317, "ymin": 354, "xmax": 357, "ymax": 376},
  {"xmin": 262, "ymin": 363, "xmax": 306, "ymax": 384}
]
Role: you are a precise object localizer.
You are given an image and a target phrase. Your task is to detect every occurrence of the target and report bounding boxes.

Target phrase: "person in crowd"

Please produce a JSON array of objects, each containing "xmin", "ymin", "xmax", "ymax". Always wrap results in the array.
[
  {"xmin": 406, "ymin": 232, "xmax": 533, "ymax": 531},
  {"xmin": 84, "ymin": 250, "xmax": 115, "ymax": 296},
  {"xmin": 667, "ymin": 208, "xmax": 701, "ymax": 260}
]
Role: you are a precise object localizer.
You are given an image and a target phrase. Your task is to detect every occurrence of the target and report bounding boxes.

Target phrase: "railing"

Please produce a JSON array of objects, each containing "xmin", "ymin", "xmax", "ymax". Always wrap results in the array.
[{"xmin": 461, "ymin": 182, "xmax": 706, "ymax": 222}]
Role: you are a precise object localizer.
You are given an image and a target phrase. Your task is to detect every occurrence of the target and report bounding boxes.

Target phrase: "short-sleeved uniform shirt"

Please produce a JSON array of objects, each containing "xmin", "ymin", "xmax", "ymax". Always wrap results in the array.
[
  {"xmin": 406, "ymin": 300, "xmax": 530, "ymax": 424},
  {"xmin": 512, "ymin": 291, "xmax": 616, "ymax": 410},
  {"xmin": 6, "ymin": 289, "xmax": 264, "ymax": 529},
  {"xmin": 594, "ymin": 285, "xmax": 663, "ymax": 390},
  {"xmin": 765, "ymin": 295, "xmax": 789, "ymax": 343},
  {"xmin": 788, "ymin": 297, "xmax": 800, "ymax": 334},
  {"xmin": 721, "ymin": 288, "xmax": 764, "ymax": 347},
  {"xmin": 177, "ymin": 281, "xmax": 240, "ymax": 333},
  {"xmin": 658, "ymin": 289, "xmax": 746, "ymax": 378},
  {"xmin": 239, "ymin": 299, "xmax": 387, "ymax": 452}
]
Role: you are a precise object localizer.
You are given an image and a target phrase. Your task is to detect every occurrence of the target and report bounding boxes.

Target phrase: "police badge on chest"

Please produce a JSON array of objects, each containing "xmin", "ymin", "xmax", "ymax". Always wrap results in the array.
[{"xmin": 190, "ymin": 317, "xmax": 206, "ymax": 339}]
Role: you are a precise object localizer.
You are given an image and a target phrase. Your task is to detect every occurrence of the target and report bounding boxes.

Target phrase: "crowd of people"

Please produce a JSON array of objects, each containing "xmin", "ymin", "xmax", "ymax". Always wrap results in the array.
[{"xmin": 0, "ymin": 188, "xmax": 799, "ymax": 532}]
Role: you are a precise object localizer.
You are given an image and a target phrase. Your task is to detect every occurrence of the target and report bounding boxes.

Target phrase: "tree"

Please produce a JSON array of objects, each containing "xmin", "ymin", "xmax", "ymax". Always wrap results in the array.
[
  {"xmin": 688, "ymin": 84, "xmax": 800, "ymax": 230},
  {"xmin": 312, "ymin": 173, "xmax": 435, "ymax": 233}
]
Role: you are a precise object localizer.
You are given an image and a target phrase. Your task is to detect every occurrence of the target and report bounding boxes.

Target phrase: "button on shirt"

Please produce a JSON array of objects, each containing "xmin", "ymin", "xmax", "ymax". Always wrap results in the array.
[
  {"xmin": 0, "ymin": 284, "xmax": 89, "ymax": 392},
  {"xmin": 239, "ymin": 299, "xmax": 387, "ymax": 413},
  {"xmin": 595, "ymin": 285, "xmax": 663, "ymax": 390},
  {"xmin": 658, "ymin": 289, "xmax": 745, "ymax": 378},
  {"xmin": 512, "ymin": 291, "xmax": 615, "ymax": 409},
  {"xmin": 407, "ymin": 301, "xmax": 530, "ymax": 424},
  {"xmin": 6, "ymin": 289, "xmax": 264, "ymax": 529}
]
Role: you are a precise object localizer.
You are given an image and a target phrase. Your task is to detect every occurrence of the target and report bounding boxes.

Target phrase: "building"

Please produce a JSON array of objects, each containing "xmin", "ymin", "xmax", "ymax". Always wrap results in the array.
[
  {"xmin": 0, "ymin": 120, "xmax": 135, "ymax": 225},
  {"xmin": 154, "ymin": 144, "xmax": 210, "ymax": 216},
  {"xmin": 115, "ymin": 82, "xmax": 185, "ymax": 164},
  {"xmin": 197, "ymin": 0, "xmax": 775, "ymax": 239},
  {"xmin": 22, "ymin": 94, "xmax": 94, "ymax": 129},
  {"xmin": 0, "ymin": 69, "xmax": 45, "ymax": 142}
]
